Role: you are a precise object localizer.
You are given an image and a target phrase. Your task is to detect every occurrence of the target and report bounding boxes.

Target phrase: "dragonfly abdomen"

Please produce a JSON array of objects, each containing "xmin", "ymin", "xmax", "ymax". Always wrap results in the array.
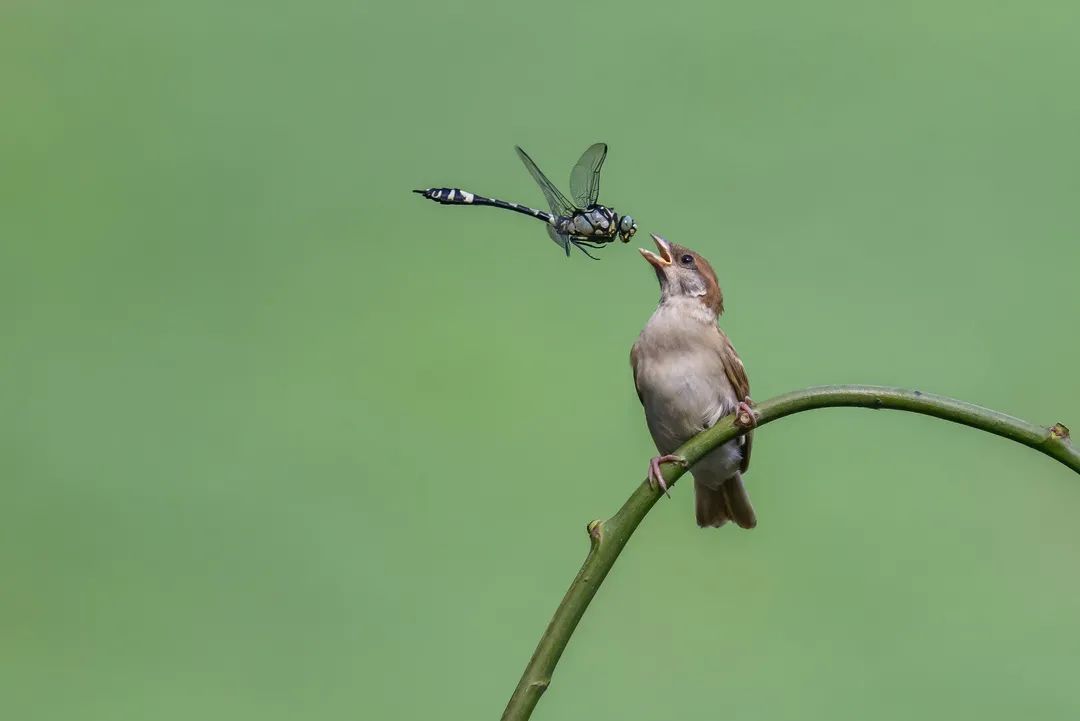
[{"xmin": 413, "ymin": 188, "xmax": 556, "ymax": 224}]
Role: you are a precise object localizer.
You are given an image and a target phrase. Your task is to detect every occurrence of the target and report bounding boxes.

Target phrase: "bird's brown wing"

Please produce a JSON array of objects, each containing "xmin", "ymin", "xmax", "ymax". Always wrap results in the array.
[
  {"xmin": 715, "ymin": 327, "xmax": 753, "ymax": 472},
  {"xmin": 716, "ymin": 328, "xmax": 749, "ymax": 400},
  {"xmin": 629, "ymin": 343, "xmax": 645, "ymax": 406}
]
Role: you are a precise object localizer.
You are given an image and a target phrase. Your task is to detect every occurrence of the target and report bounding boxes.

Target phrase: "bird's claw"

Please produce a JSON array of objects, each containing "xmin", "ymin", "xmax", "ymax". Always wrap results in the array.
[
  {"xmin": 647, "ymin": 454, "xmax": 687, "ymax": 497},
  {"xmin": 735, "ymin": 399, "xmax": 758, "ymax": 429}
]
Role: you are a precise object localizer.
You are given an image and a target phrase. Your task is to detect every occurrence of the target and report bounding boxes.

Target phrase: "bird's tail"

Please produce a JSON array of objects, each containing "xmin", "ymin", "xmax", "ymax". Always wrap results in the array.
[{"xmin": 694, "ymin": 472, "xmax": 757, "ymax": 529}]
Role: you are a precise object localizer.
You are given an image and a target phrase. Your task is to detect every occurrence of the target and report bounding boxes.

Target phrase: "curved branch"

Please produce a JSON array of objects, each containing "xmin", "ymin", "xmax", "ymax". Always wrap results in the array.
[{"xmin": 500, "ymin": 385, "xmax": 1076, "ymax": 721}]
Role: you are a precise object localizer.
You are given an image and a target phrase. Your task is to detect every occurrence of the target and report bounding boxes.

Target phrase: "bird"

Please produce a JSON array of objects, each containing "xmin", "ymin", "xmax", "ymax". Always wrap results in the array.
[{"xmin": 629, "ymin": 233, "xmax": 758, "ymax": 528}]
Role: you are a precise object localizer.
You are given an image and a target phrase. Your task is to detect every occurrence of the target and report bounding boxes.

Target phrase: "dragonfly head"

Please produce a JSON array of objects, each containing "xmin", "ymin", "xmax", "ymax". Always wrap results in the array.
[{"xmin": 618, "ymin": 214, "xmax": 638, "ymax": 242}]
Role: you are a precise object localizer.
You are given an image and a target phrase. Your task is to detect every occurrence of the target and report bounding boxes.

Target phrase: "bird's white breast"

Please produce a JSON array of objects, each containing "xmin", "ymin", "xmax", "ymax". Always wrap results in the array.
[{"xmin": 632, "ymin": 299, "xmax": 739, "ymax": 455}]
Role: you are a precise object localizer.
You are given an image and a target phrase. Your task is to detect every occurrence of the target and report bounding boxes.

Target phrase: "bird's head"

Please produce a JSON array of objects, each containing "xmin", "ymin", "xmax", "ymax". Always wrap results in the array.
[{"xmin": 638, "ymin": 233, "xmax": 724, "ymax": 316}]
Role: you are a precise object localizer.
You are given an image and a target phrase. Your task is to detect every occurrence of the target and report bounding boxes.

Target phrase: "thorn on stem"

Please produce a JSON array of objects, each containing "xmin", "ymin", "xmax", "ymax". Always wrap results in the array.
[{"xmin": 528, "ymin": 679, "xmax": 550, "ymax": 694}]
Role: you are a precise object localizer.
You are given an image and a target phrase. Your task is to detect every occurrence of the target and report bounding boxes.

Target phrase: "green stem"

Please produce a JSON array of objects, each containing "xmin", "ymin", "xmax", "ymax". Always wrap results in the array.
[{"xmin": 500, "ymin": 385, "xmax": 1077, "ymax": 721}]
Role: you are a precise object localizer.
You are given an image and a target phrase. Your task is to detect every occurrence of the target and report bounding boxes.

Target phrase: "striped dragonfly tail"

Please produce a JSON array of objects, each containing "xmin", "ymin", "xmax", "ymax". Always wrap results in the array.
[{"xmin": 414, "ymin": 188, "xmax": 556, "ymax": 225}]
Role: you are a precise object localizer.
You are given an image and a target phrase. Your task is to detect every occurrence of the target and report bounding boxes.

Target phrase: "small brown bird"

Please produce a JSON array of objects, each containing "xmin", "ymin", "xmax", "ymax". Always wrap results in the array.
[{"xmin": 630, "ymin": 234, "xmax": 758, "ymax": 528}]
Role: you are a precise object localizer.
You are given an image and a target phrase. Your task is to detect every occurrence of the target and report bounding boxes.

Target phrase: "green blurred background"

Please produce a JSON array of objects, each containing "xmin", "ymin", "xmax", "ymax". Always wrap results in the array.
[{"xmin": 3, "ymin": 0, "xmax": 1079, "ymax": 719}]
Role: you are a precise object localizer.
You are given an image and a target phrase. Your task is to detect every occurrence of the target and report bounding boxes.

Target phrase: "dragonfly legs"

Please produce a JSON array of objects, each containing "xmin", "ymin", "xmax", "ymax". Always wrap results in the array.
[{"xmin": 570, "ymin": 238, "xmax": 607, "ymax": 260}]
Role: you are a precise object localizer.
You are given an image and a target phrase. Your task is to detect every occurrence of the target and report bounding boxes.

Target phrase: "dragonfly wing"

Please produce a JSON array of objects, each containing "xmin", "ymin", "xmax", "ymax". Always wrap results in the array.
[
  {"xmin": 515, "ymin": 146, "xmax": 577, "ymax": 216},
  {"xmin": 569, "ymin": 142, "xmax": 607, "ymax": 208},
  {"xmin": 546, "ymin": 224, "xmax": 573, "ymax": 256}
]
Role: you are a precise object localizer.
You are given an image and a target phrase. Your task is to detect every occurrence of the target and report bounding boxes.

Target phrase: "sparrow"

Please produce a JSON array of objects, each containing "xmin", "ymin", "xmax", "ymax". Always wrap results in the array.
[{"xmin": 630, "ymin": 234, "xmax": 758, "ymax": 528}]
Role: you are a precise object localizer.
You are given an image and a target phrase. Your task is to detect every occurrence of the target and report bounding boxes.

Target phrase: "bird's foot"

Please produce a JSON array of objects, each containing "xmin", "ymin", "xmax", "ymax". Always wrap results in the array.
[
  {"xmin": 647, "ymin": 454, "xmax": 687, "ymax": 497},
  {"xmin": 735, "ymin": 399, "xmax": 758, "ymax": 429}
]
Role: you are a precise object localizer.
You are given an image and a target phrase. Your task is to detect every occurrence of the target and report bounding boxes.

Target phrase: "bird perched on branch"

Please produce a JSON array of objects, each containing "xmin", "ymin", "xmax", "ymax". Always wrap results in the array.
[{"xmin": 630, "ymin": 234, "xmax": 758, "ymax": 528}]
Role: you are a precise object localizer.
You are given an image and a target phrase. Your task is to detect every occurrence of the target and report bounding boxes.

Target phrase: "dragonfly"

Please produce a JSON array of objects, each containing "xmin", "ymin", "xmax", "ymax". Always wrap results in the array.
[{"xmin": 414, "ymin": 143, "xmax": 637, "ymax": 259}]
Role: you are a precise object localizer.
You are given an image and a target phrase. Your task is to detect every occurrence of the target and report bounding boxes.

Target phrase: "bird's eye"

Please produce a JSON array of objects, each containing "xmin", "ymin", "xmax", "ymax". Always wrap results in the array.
[{"xmin": 680, "ymin": 254, "xmax": 694, "ymax": 265}]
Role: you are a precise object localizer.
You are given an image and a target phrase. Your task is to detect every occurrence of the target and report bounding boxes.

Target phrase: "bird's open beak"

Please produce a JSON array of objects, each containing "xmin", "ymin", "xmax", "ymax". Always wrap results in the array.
[{"xmin": 639, "ymin": 233, "xmax": 673, "ymax": 269}]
